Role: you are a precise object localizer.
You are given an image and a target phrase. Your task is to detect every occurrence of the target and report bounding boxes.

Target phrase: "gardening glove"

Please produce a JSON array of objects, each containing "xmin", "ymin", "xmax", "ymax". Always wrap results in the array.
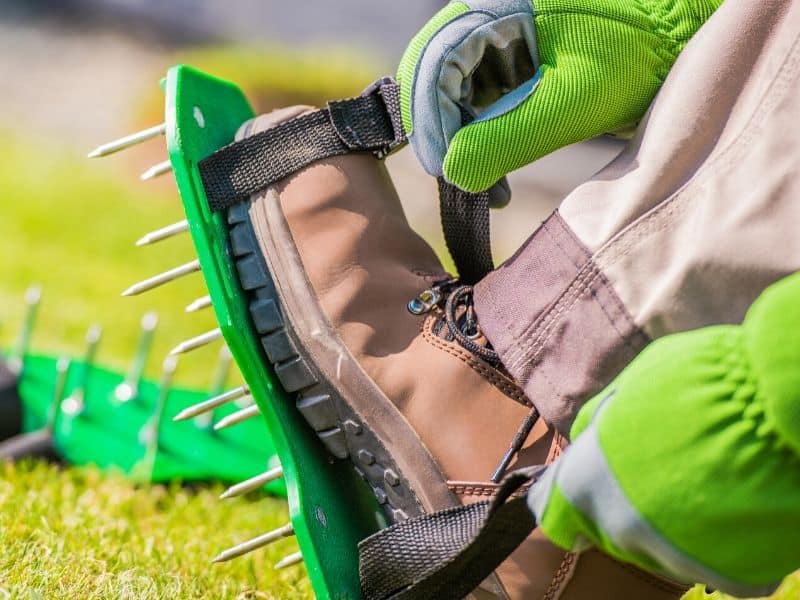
[
  {"xmin": 397, "ymin": 0, "xmax": 723, "ymax": 194},
  {"xmin": 527, "ymin": 271, "xmax": 800, "ymax": 598}
]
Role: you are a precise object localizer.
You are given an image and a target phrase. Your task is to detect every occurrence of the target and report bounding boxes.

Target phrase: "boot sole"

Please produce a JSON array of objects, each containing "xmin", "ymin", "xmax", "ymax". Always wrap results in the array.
[{"xmin": 225, "ymin": 168, "xmax": 458, "ymax": 524}]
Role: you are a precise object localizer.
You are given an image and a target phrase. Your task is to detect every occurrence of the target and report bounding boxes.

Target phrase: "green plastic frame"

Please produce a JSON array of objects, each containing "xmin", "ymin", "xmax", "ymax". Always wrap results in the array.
[
  {"xmin": 14, "ymin": 351, "xmax": 284, "ymax": 492},
  {"xmin": 164, "ymin": 64, "xmax": 381, "ymax": 599}
]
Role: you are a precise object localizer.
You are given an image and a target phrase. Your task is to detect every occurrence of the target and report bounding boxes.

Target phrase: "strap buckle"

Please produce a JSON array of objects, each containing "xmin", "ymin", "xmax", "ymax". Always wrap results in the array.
[{"xmin": 360, "ymin": 77, "xmax": 407, "ymax": 159}]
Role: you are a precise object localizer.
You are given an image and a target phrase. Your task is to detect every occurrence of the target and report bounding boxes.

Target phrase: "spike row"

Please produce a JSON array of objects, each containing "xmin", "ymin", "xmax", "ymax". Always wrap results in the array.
[
  {"xmin": 94, "ymin": 101, "xmax": 302, "ymax": 575},
  {"xmin": 87, "ymin": 123, "xmax": 166, "ymax": 158},
  {"xmin": 213, "ymin": 404, "xmax": 260, "ymax": 431},
  {"xmin": 220, "ymin": 466, "xmax": 284, "ymax": 500},
  {"xmin": 211, "ymin": 523, "xmax": 294, "ymax": 563}
]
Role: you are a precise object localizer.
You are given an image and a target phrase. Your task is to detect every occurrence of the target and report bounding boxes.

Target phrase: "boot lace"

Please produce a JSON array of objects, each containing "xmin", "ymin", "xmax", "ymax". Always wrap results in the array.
[{"xmin": 409, "ymin": 282, "xmax": 541, "ymax": 482}]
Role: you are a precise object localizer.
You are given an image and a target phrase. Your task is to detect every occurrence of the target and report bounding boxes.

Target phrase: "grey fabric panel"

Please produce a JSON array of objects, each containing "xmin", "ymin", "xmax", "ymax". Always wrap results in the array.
[
  {"xmin": 556, "ymin": 0, "xmax": 800, "ymax": 339},
  {"xmin": 409, "ymin": 2, "xmax": 537, "ymax": 176},
  {"xmin": 526, "ymin": 398, "xmax": 782, "ymax": 599},
  {"xmin": 474, "ymin": 70, "xmax": 542, "ymax": 124},
  {"xmin": 474, "ymin": 212, "xmax": 649, "ymax": 434}
]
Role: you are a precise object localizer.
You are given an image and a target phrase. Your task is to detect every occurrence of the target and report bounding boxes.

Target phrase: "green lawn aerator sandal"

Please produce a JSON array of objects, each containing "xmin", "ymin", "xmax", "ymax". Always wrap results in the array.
[
  {"xmin": 90, "ymin": 66, "xmax": 387, "ymax": 598},
  {"xmin": 90, "ymin": 65, "xmax": 692, "ymax": 600},
  {"xmin": 0, "ymin": 287, "xmax": 284, "ymax": 496}
]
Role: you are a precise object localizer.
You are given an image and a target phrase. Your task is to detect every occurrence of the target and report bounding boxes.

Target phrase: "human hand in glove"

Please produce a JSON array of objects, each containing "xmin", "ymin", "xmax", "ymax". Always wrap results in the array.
[
  {"xmin": 527, "ymin": 272, "xmax": 800, "ymax": 598},
  {"xmin": 397, "ymin": 0, "xmax": 723, "ymax": 194}
]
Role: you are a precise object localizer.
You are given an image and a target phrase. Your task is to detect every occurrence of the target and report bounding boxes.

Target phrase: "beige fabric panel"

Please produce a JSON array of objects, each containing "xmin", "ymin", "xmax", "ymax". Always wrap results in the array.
[{"xmin": 558, "ymin": 0, "xmax": 800, "ymax": 338}]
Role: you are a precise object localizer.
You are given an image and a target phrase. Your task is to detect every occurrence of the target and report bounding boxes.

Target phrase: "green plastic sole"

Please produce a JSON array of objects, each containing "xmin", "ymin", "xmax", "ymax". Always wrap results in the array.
[{"xmin": 164, "ymin": 65, "xmax": 381, "ymax": 599}]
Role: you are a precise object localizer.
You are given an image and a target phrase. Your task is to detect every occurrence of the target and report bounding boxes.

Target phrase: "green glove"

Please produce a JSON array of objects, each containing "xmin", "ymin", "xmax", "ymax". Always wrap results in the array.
[
  {"xmin": 397, "ymin": 0, "xmax": 723, "ymax": 193},
  {"xmin": 527, "ymin": 272, "xmax": 800, "ymax": 597}
]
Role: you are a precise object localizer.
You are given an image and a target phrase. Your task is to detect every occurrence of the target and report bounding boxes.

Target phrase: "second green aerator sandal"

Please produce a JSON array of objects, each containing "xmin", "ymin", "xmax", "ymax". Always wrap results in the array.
[{"xmin": 1, "ymin": 287, "xmax": 284, "ymax": 494}]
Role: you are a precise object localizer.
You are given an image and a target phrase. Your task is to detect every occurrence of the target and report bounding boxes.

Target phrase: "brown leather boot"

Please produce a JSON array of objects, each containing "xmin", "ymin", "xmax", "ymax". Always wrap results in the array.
[{"xmin": 226, "ymin": 107, "xmax": 688, "ymax": 600}]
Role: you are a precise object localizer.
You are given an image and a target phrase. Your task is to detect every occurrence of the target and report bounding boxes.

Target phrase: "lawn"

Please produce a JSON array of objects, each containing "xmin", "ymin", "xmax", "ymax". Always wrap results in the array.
[{"xmin": 0, "ymin": 50, "xmax": 797, "ymax": 599}]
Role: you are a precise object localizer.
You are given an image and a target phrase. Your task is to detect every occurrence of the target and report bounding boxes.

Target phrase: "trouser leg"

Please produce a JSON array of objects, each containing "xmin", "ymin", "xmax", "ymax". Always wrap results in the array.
[{"xmin": 475, "ymin": 0, "xmax": 800, "ymax": 434}]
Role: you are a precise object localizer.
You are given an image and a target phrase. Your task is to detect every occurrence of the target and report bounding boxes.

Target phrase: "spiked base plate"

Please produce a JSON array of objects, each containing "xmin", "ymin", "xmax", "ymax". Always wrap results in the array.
[
  {"xmin": 10, "ymin": 351, "xmax": 284, "ymax": 491},
  {"xmin": 164, "ymin": 65, "xmax": 382, "ymax": 598}
]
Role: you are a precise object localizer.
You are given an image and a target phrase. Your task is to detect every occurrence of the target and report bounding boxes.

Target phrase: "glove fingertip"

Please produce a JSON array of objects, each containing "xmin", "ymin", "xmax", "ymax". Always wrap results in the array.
[{"xmin": 443, "ymin": 131, "xmax": 504, "ymax": 194}]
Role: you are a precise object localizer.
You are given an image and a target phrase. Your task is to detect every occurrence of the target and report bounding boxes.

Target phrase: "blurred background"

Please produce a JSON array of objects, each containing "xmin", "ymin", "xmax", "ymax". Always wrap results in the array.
[{"xmin": 0, "ymin": 1, "xmax": 629, "ymax": 598}]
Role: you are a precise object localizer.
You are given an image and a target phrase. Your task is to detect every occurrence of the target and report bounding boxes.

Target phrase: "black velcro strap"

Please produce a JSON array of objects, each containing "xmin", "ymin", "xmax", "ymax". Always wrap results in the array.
[
  {"xmin": 199, "ymin": 81, "xmax": 404, "ymax": 212},
  {"xmin": 438, "ymin": 178, "xmax": 494, "ymax": 285},
  {"xmin": 198, "ymin": 76, "xmax": 496, "ymax": 283},
  {"xmin": 359, "ymin": 467, "xmax": 543, "ymax": 600}
]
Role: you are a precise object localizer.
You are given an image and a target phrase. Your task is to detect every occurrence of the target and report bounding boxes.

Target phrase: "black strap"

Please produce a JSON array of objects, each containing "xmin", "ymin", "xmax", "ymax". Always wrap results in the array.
[
  {"xmin": 198, "ymin": 77, "xmax": 495, "ymax": 282},
  {"xmin": 438, "ymin": 179, "xmax": 494, "ymax": 285},
  {"xmin": 199, "ymin": 79, "xmax": 405, "ymax": 212},
  {"xmin": 359, "ymin": 466, "xmax": 543, "ymax": 600}
]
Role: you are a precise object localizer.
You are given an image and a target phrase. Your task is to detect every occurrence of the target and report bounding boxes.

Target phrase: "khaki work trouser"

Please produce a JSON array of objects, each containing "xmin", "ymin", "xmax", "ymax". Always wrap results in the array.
[{"xmin": 474, "ymin": 0, "xmax": 800, "ymax": 434}]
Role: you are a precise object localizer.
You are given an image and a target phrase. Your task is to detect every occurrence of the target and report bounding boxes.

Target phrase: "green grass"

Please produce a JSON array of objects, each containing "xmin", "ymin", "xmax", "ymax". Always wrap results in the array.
[{"xmin": 0, "ymin": 461, "xmax": 310, "ymax": 599}]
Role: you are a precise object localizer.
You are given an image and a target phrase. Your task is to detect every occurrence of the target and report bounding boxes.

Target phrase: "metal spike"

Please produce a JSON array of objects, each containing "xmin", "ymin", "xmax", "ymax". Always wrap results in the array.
[
  {"xmin": 154, "ymin": 356, "xmax": 178, "ymax": 421},
  {"xmin": 47, "ymin": 357, "xmax": 71, "ymax": 429},
  {"xmin": 141, "ymin": 356, "xmax": 178, "ymax": 465},
  {"xmin": 140, "ymin": 159, "xmax": 173, "ymax": 181},
  {"xmin": 275, "ymin": 551, "xmax": 304, "ymax": 570},
  {"xmin": 213, "ymin": 403, "xmax": 260, "ymax": 431},
  {"xmin": 121, "ymin": 259, "xmax": 200, "ymax": 297},
  {"xmin": 135, "ymin": 220, "xmax": 189, "ymax": 247},
  {"xmin": 115, "ymin": 312, "xmax": 158, "ymax": 402},
  {"xmin": 185, "ymin": 295, "xmax": 212, "ymax": 313},
  {"xmin": 62, "ymin": 325, "xmax": 102, "ymax": 414},
  {"xmin": 87, "ymin": 123, "xmax": 166, "ymax": 158},
  {"xmin": 172, "ymin": 385, "xmax": 250, "ymax": 422},
  {"xmin": 211, "ymin": 523, "xmax": 294, "ymax": 563},
  {"xmin": 220, "ymin": 466, "xmax": 284, "ymax": 499},
  {"xmin": 9, "ymin": 285, "xmax": 42, "ymax": 375},
  {"xmin": 168, "ymin": 328, "xmax": 222, "ymax": 356}
]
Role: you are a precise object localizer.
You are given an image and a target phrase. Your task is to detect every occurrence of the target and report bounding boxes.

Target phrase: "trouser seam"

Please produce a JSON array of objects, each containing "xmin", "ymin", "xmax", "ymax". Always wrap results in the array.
[
  {"xmin": 506, "ymin": 263, "xmax": 644, "ymax": 379},
  {"xmin": 505, "ymin": 263, "xmax": 602, "ymax": 371}
]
